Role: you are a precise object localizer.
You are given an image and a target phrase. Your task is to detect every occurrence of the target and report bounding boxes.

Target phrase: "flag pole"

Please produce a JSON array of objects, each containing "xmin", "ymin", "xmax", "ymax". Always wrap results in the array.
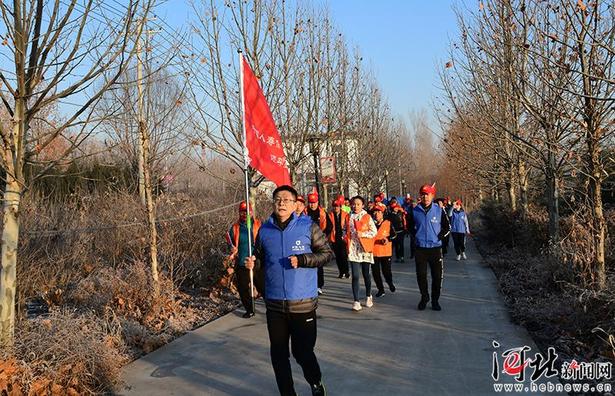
[{"xmin": 239, "ymin": 51, "xmax": 256, "ymax": 314}]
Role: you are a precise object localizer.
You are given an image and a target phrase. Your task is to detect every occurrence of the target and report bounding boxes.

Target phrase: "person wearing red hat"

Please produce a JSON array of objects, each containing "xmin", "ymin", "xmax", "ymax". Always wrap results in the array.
[
  {"xmin": 403, "ymin": 196, "xmax": 417, "ymax": 259},
  {"xmin": 327, "ymin": 197, "xmax": 350, "ymax": 278},
  {"xmin": 435, "ymin": 198, "xmax": 451, "ymax": 255},
  {"xmin": 388, "ymin": 200, "xmax": 407, "ymax": 263},
  {"xmin": 306, "ymin": 192, "xmax": 329, "ymax": 294},
  {"xmin": 372, "ymin": 203, "xmax": 396, "ymax": 297},
  {"xmin": 296, "ymin": 195, "xmax": 306, "ymax": 217},
  {"xmin": 407, "ymin": 184, "xmax": 451, "ymax": 311},
  {"xmin": 367, "ymin": 200, "xmax": 375, "ymax": 216},
  {"xmin": 226, "ymin": 201, "xmax": 263, "ymax": 318},
  {"xmin": 451, "ymin": 199, "xmax": 470, "ymax": 261}
]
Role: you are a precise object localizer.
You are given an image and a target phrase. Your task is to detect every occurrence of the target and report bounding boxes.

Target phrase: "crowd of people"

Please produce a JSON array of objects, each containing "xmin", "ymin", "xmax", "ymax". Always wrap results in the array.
[{"xmin": 226, "ymin": 184, "xmax": 471, "ymax": 396}]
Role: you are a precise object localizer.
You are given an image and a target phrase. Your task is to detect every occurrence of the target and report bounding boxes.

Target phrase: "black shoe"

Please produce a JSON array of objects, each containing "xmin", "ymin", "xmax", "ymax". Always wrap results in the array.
[
  {"xmin": 338, "ymin": 274, "xmax": 344, "ymax": 279},
  {"xmin": 344, "ymin": 273, "xmax": 350, "ymax": 279},
  {"xmin": 389, "ymin": 284, "xmax": 396, "ymax": 293},
  {"xmin": 375, "ymin": 290, "xmax": 385, "ymax": 297},
  {"xmin": 311, "ymin": 381, "xmax": 327, "ymax": 396},
  {"xmin": 418, "ymin": 298, "xmax": 429, "ymax": 310},
  {"xmin": 432, "ymin": 301, "xmax": 442, "ymax": 311},
  {"xmin": 242, "ymin": 311, "xmax": 255, "ymax": 318}
]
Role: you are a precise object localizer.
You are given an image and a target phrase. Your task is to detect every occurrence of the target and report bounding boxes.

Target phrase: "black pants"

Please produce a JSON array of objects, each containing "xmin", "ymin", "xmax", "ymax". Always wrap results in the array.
[
  {"xmin": 415, "ymin": 248, "xmax": 444, "ymax": 302},
  {"xmin": 452, "ymin": 232, "xmax": 466, "ymax": 255},
  {"xmin": 317, "ymin": 266, "xmax": 324, "ymax": 289},
  {"xmin": 236, "ymin": 266, "xmax": 264, "ymax": 314},
  {"xmin": 394, "ymin": 232, "xmax": 405, "ymax": 260},
  {"xmin": 372, "ymin": 256, "xmax": 394, "ymax": 292},
  {"xmin": 266, "ymin": 309, "xmax": 322, "ymax": 396},
  {"xmin": 409, "ymin": 234, "xmax": 416, "ymax": 258},
  {"xmin": 442, "ymin": 234, "xmax": 450, "ymax": 254},
  {"xmin": 332, "ymin": 241, "xmax": 349, "ymax": 276}
]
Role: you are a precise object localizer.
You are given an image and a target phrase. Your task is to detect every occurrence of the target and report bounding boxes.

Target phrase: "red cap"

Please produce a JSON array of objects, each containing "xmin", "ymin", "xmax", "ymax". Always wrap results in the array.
[
  {"xmin": 297, "ymin": 195, "xmax": 306, "ymax": 204},
  {"xmin": 373, "ymin": 202, "xmax": 387, "ymax": 212},
  {"xmin": 419, "ymin": 184, "xmax": 436, "ymax": 196},
  {"xmin": 332, "ymin": 199, "xmax": 341, "ymax": 207},
  {"xmin": 374, "ymin": 195, "xmax": 383, "ymax": 203},
  {"xmin": 455, "ymin": 199, "xmax": 462, "ymax": 206},
  {"xmin": 239, "ymin": 201, "xmax": 250, "ymax": 212},
  {"xmin": 307, "ymin": 193, "xmax": 319, "ymax": 203}
]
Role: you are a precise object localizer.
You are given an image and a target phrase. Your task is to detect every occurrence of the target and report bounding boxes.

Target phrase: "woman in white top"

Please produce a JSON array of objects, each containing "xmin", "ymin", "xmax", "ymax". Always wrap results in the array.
[{"xmin": 345, "ymin": 196, "xmax": 377, "ymax": 311}]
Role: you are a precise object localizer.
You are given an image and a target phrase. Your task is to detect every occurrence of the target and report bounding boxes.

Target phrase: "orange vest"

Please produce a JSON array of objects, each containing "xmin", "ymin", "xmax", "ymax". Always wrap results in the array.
[
  {"xmin": 231, "ymin": 219, "xmax": 261, "ymax": 248},
  {"xmin": 327, "ymin": 210, "xmax": 349, "ymax": 243},
  {"xmin": 373, "ymin": 220, "xmax": 393, "ymax": 257},
  {"xmin": 346, "ymin": 213, "xmax": 375, "ymax": 253}
]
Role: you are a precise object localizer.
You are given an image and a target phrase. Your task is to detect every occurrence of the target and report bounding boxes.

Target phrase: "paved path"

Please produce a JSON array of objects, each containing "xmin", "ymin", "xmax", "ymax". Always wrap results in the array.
[{"xmin": 121, "ymin": 238, "xmax": 557, "ymax": 395}]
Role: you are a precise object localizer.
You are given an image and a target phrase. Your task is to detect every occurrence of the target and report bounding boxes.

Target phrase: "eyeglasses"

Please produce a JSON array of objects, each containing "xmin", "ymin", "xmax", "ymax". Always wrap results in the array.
[{"xmin": 274, "ymin": 198, "xmax": 296, "ymax": 205}]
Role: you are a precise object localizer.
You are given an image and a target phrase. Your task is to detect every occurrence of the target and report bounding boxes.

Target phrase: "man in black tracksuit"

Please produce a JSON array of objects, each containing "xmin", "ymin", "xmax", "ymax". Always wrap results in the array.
[{"xmin": 407, "ymin": 184, "xmax": 450, "ymax": 311}]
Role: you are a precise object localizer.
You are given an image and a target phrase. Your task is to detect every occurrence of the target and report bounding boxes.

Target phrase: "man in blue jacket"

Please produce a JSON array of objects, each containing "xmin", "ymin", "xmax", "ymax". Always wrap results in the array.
[
  {"xmin": 407, "ymin": 184, "xmax": 451, "ymax": 311},
  {"xmin": 246, "ymin": 185, "xmax": 332, "ymax": 396}
]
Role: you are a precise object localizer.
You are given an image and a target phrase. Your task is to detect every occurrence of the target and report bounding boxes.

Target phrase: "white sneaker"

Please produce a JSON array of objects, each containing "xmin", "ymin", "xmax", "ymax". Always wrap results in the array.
[
  {"xmin": 462, "ymin": 252, "xmax": 467, "ymax": 260},
  {"xmin": 456, "ymin": 254, "xmax": 461, "ymax": 261},
  {"xmin": 352, "ymin": 301, "xmax": 362, "ymax": 311},
  {"xmin": 317, "ymin": 288, "xmax": 323, "ymax": 295},
  {"xmin": 365, "ymin": 296, "xmax": 374, "ymax": 308}
]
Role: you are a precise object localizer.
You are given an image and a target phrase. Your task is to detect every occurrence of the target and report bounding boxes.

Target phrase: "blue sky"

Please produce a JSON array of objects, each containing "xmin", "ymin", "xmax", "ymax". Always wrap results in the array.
[
  {"xmin": 158, "ymin": 0, "xmax": 459, "ymax": 132},
  {"xmin": 322, "ymin": 1, "xmax": 459, "ymax": 129}
]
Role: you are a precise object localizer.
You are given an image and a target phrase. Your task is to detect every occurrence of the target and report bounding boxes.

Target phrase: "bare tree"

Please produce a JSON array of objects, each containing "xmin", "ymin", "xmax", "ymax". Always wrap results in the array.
[
  {"xmin": 0, "ymin": 0, "xmax": 153, "ymax": 347},
  {"xmin": 547, "ymin": 0, "xmax": 615, "ymax": 288}
]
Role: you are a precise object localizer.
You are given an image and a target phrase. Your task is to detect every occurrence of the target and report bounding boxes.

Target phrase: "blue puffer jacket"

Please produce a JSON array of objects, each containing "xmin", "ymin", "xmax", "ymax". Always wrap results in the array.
[
  {"xmin": 451, "ymin": 209, "xmax": 470, "ymax": 234},
  {"xmin": 257, "ymin": 214, "xmax": 317, "ymax": 301},
  {"xmin": 412, "ymin": 203, "xmax": 448, "ymax": 248}
]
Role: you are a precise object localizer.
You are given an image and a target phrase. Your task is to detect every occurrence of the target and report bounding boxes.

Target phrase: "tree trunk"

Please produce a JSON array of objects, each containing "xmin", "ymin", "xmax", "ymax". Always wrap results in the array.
[
  {"xmin": 588, "ymin": 141, "xmax": 606, "ymax": 289},
  {"xmin": 0, "ymin": 95, "xmax": 25, "ymax": 348},
  {"xmin": 507, "ymin": 182, "xmax": 517, "ymax": 212},
  {"xmin": 545, "ymin": 171, "xmax": 560, "ymax": 246},
  {"xmin": 139, "ymin": 121, "xmax": 159, "ymax": 296},
  {"xmin": 518, "ymin": 161, "xmax": 529, "ymax": 218},
  {"xmin": 0, "ymin": 179, "xmax": 20, "ymax": 348}
]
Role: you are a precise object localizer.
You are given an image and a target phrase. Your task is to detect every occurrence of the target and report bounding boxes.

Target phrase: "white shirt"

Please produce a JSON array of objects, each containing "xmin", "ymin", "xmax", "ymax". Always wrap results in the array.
[{"xmin": 346, "ymin": 210, "xmax": 377, "ymax": 264}]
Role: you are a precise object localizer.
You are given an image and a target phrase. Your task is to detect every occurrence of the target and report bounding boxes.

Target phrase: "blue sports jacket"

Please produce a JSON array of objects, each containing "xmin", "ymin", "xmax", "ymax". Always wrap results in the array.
[
  {"xmin": 255, "ymin": 213, "xmax": 332, "ymax": 304},
  {"xmin": 451, "ymin": 209, "xmax": 470, "ymax": 234},
  {"xmin": 410, "ymin": 203, "xmax": 451, "ymax": 248}
]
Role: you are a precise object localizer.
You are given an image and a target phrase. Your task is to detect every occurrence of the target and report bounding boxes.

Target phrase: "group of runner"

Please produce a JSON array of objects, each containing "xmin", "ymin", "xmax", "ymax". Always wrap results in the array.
[{"xmin": 226, "ymin": 183, "xmax": 471, "ymax": 396}]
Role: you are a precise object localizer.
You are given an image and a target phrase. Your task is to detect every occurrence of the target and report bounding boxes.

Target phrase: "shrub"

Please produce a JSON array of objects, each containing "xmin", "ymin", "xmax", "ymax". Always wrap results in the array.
[{"xmin": 1, "ymin": 310, "xmax": 128, "ymax": 394}]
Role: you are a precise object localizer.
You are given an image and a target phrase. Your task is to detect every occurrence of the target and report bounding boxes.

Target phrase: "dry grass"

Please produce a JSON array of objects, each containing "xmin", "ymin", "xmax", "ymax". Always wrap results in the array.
[
  {"xmin": 1, "ymin": 310, "xmax": 127, "ymax": 394},
  {"xmin": 474, "ymin": 202, "xmax": 615, "ymax": 391},
  {"xmin": 2, "ymin": 189, "xmax": 244, "ymax": 394}
]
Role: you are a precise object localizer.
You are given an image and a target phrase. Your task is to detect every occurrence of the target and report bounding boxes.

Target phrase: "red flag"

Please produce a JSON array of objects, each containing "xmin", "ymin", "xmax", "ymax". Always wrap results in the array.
[{"xmin": 241, "ymin": 55, "xmax": 291, "ymax": 186}]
